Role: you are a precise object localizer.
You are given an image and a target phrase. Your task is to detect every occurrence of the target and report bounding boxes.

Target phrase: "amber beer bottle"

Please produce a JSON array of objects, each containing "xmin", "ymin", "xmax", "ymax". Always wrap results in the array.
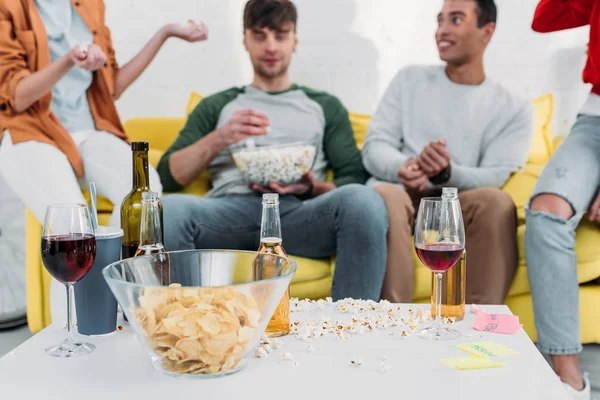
[
  {"xmin": 431, "ymin": 187, "xmax": 466, "ymax": 321},
  {"xmin": 254, "ymin": 194, "xmax": 290, "ymax": 337},
  {"xmin": 120, "ymin": 142, "xmax": 163, "ymax": 259}
]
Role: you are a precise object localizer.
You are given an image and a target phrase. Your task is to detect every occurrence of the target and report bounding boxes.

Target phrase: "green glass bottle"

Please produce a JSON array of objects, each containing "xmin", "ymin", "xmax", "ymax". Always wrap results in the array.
[{"xmin": 120, "ymin": 142, "xmax": 163, "ymax": 259}]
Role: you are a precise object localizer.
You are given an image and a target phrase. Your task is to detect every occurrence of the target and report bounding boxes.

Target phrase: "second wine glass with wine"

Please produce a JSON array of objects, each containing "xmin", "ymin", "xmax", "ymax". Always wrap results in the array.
[{"xmin": 415, "ymin": 193, "xmax": 465, "ymax": 340}]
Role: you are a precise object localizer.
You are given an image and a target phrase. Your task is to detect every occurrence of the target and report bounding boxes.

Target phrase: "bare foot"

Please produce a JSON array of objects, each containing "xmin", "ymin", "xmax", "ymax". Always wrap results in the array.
[{"xmin": 551, "ymin": 354, "xmax": 584, "ymax": 390}]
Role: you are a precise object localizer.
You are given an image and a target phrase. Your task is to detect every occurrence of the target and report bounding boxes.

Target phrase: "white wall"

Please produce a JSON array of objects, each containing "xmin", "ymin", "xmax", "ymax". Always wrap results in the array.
[{"xmin": 106, "ymin": 0, "xmax": 592, "ymax": 136}]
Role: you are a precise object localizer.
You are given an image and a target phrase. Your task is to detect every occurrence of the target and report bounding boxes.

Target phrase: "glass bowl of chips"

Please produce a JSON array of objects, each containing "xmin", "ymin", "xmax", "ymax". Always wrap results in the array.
[
  {"xmin": 102, "ymin": 249, "xmax": 296, "ymax": 378},
  {"xmin": 228, "ymin": 134, "xmax": 319, "ymax": 186}
]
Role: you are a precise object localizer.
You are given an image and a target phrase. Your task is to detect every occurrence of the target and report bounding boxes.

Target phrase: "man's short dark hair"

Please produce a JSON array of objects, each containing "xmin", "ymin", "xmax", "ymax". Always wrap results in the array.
[
  {"xmin": 474, "ymin": 0, "xmax": 497, "ymax": 27},
  {"xmin": 243, "ymin": 0, "xmax": 298, "ymax": 32}
]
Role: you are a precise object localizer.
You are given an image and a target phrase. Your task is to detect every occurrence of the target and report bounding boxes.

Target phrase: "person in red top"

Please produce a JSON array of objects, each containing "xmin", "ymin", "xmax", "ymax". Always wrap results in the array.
[{"xmin": 527, "ymin": 1, "xmax": 600, "ymax": 399}]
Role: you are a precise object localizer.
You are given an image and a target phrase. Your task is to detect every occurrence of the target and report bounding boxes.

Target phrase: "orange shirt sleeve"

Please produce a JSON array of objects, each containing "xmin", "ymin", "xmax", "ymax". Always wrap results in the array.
[
  {"xmin": 532, "ymin": 0, "xmax": 594, "ymax": 32},
  {"xmin": 0, "ymin": 17, "xmax": 31, "ymax": 113}
]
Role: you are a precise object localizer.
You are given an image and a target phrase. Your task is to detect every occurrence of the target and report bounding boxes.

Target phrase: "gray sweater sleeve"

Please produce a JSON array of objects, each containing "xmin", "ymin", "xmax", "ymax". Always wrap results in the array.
[
  {"xmin": 446, "ymin": 101, "xmax": 535, "ymax": 191},
  {"xmin": 362, "ymin": 70, "xmax": 410, "ymax": 183}
]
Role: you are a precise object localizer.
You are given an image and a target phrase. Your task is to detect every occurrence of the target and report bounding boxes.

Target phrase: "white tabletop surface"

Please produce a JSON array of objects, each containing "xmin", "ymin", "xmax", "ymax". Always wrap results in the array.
[{"xmin": 0, "ymin": 303, "xmax": 571, "ymax": 400}]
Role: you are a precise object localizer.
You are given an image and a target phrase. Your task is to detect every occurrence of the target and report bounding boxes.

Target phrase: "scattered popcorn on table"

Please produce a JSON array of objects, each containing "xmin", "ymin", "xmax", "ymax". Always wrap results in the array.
[
  {"xmin": 253, "ymin": 298, "xmax": 464, "ymax": 366},
  {"xmin": 255, "ymin": 347, "xmax": 268, "ymax": 359},
  {"xmin": 287, "ymin": 298, "xmax": 443, "ymax": 342},
  {"xmin": 350, "ymin": 357, "xmax": 364, "ymax": 367},
  {"xmin": 260, "ymin": 335, "xmax": 270, "ymax": 345}
]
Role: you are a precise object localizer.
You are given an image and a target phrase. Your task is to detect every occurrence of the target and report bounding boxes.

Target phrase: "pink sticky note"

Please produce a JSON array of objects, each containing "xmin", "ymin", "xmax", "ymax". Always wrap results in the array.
[{"xmin": 472, "ymin": 312, "xmax": 522, "ymax": 335}]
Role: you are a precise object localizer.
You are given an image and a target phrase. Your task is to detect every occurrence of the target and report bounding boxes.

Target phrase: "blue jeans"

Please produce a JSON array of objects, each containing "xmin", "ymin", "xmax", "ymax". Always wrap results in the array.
[
  {"xmin": 162, "ymin": 184, "xmax": 389, "ymax": 301},
  {"xmin": 525, "ymin": 114, "xmax": 600, "ymax": 355}
]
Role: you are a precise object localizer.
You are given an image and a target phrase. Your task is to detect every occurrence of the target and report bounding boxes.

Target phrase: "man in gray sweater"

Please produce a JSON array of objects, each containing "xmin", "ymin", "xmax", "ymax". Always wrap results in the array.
[{"xmin": 363, "ymin": 0, "xmax": 534, "ymax": 304}]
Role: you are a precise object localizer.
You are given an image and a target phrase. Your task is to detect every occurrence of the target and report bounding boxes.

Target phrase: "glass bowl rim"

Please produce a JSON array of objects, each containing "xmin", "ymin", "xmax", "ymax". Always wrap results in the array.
[
  {"xmin": 101, "ymin": 249, "xmax": 298, "ymax": 290},
  {"xmin": 45, "ymin": 203, "xmax": 90, "ymax": 209}
]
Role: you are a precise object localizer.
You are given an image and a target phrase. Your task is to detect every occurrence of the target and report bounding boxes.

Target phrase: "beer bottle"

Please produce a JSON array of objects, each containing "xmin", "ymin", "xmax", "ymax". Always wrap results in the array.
[
  {"xmin": 431, "ymin": 187, "xmax": 466, "ymax": 321},
  {"xmin": 254, "ymin": 194, "xmax": 290, "ymax": 337}
]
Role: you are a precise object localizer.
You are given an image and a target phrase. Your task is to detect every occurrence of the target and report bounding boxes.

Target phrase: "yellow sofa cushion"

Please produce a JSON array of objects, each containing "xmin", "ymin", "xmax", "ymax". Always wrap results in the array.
[
  {"xmin": 187, "ymin": 92, "xmax": 203, "ymax": 115},
  {"xmin": 123, "ymin": 118, "xmax": 186, "ymax": 152},
  {"xmin": 349, "ymin": 112, "xmax": 371, "ymax": 150},
  {"xmin": 501, "ymin": 164, "xmax": 545, "ymax": 224},
  {"xmin": 528, "ymin": 93, "xmax": 555, "ymax": 165}
]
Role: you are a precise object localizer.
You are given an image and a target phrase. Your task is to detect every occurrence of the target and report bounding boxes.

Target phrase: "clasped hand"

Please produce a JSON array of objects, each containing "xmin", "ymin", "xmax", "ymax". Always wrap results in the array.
[{"xmin": 398, "ymin": 139, "xmax": 451, "ymax": 192}]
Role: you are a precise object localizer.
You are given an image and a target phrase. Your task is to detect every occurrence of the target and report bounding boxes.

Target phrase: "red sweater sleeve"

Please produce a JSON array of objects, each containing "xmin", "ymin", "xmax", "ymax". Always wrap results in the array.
[{"xmin": 532, "ymin": 0, "xmax": 594, "ymax": 32}]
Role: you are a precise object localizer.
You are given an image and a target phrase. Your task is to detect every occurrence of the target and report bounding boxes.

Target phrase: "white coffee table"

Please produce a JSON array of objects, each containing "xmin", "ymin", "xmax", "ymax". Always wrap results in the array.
[{"xmin": 0, "ymin": 304, "xmax": 570, "ymax": 399}]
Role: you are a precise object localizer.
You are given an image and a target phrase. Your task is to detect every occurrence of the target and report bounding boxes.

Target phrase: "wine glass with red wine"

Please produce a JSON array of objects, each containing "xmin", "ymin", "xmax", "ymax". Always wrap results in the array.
[
  {"xmin": 41, "ymin": 204, "xmax": 97, "ymax": 357},
  {"xmin": 415, "ymin": 197, "xmax": 465, "ymax": 340}
]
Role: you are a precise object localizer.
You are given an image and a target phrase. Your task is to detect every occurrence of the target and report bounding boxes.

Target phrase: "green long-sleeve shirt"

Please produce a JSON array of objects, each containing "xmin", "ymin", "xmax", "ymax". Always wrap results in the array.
[{"xmin": 157, "ymin": 85, "xmax": 368, "ymax": 196}]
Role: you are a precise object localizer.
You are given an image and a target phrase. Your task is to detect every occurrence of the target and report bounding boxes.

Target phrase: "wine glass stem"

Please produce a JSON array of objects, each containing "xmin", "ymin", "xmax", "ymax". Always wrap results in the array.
[
  {"xmin": 66, "ymin": 284, "xmax": 75, "ymax": 343},
  {"xmin": 435, "ymin": 273, "xmax": 443, "ymax": 329}
]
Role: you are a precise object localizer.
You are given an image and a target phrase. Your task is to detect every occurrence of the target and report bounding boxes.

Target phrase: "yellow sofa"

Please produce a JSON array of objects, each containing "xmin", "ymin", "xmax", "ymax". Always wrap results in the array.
[{"xmin": 26, "ymin": 93, "xmax": 600, "ymax": 344}]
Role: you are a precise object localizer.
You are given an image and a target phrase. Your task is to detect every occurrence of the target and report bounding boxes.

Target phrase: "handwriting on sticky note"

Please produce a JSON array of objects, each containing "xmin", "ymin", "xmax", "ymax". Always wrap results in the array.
[
  {"xmin": 456, "ymin": 342, "xmax": 519, "ymax": 358},
  {"xmin": 440, "ymin": 356, "xmax": 506, "ymax": 370},
  {"xmin": 472, "ymin": 312, "xmax": 522, "ymax": 335}
]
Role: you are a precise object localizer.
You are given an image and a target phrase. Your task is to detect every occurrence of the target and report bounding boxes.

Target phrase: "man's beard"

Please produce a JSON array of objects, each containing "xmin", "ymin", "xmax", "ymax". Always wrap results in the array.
[{"xmin": 254, "ymin": 62, "xmax": 289, "ymax": 79}]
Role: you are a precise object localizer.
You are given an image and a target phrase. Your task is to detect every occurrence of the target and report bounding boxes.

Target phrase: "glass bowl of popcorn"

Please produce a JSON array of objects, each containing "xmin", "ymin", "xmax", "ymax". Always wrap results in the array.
[
  {"xmin": 229, "ymin": 135, "xmax": 319, "ymax": 186},
  {"xmin": 102, "ymin": 249, "xmax": 296, "ymax": 378}
]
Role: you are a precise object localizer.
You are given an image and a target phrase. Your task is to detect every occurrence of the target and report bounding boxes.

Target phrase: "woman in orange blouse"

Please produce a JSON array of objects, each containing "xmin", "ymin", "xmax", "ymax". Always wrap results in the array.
[{"xmin": 0, "ymin": 0, "xmax": 208, "ymax": 226}]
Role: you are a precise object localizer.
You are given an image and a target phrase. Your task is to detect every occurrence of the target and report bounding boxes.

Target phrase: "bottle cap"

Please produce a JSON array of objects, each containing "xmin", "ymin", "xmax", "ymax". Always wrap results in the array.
[{"xmin": 132, "ymin": 142, "xmax": 149, "ymax": 152}]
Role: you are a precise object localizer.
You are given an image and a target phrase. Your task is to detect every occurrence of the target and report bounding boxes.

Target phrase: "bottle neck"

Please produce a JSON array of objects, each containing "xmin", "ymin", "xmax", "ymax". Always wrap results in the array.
[
  {"xmin": 440, "ymin": 194, "xmax": 460, "ymax": 243},
  {"xmin": 260, "ymin": 203, "xmax": 282, "ymax": 242},
  {"xmin": 442, "ymin": 190, "xmax": 458, "ymax": 201},
  {"xmin": 132, "ymin": 150, "xmax": 150, "ymax": 190},
  {"xmin": 140, "ymin": 198, "xmax": 163, "ymax": 246}
]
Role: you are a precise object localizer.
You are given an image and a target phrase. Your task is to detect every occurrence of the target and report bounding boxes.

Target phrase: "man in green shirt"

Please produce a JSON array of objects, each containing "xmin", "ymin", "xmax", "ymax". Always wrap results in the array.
[{"xmin": 157, "ymin": 0, "xmax": 388, "ymax": 301}]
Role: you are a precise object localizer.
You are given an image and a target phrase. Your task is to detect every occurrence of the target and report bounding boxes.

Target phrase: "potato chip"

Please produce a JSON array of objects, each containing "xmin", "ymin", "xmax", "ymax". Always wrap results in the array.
[{"xmin": 135, "ymin": 286, "xmax": 261, "ymax": 375}]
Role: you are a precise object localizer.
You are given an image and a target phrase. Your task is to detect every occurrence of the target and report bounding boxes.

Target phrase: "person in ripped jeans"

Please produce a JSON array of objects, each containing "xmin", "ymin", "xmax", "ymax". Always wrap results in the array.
[{"xmin": 527, "ymin": 1, "xmax": 600, "ymax": 399}]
